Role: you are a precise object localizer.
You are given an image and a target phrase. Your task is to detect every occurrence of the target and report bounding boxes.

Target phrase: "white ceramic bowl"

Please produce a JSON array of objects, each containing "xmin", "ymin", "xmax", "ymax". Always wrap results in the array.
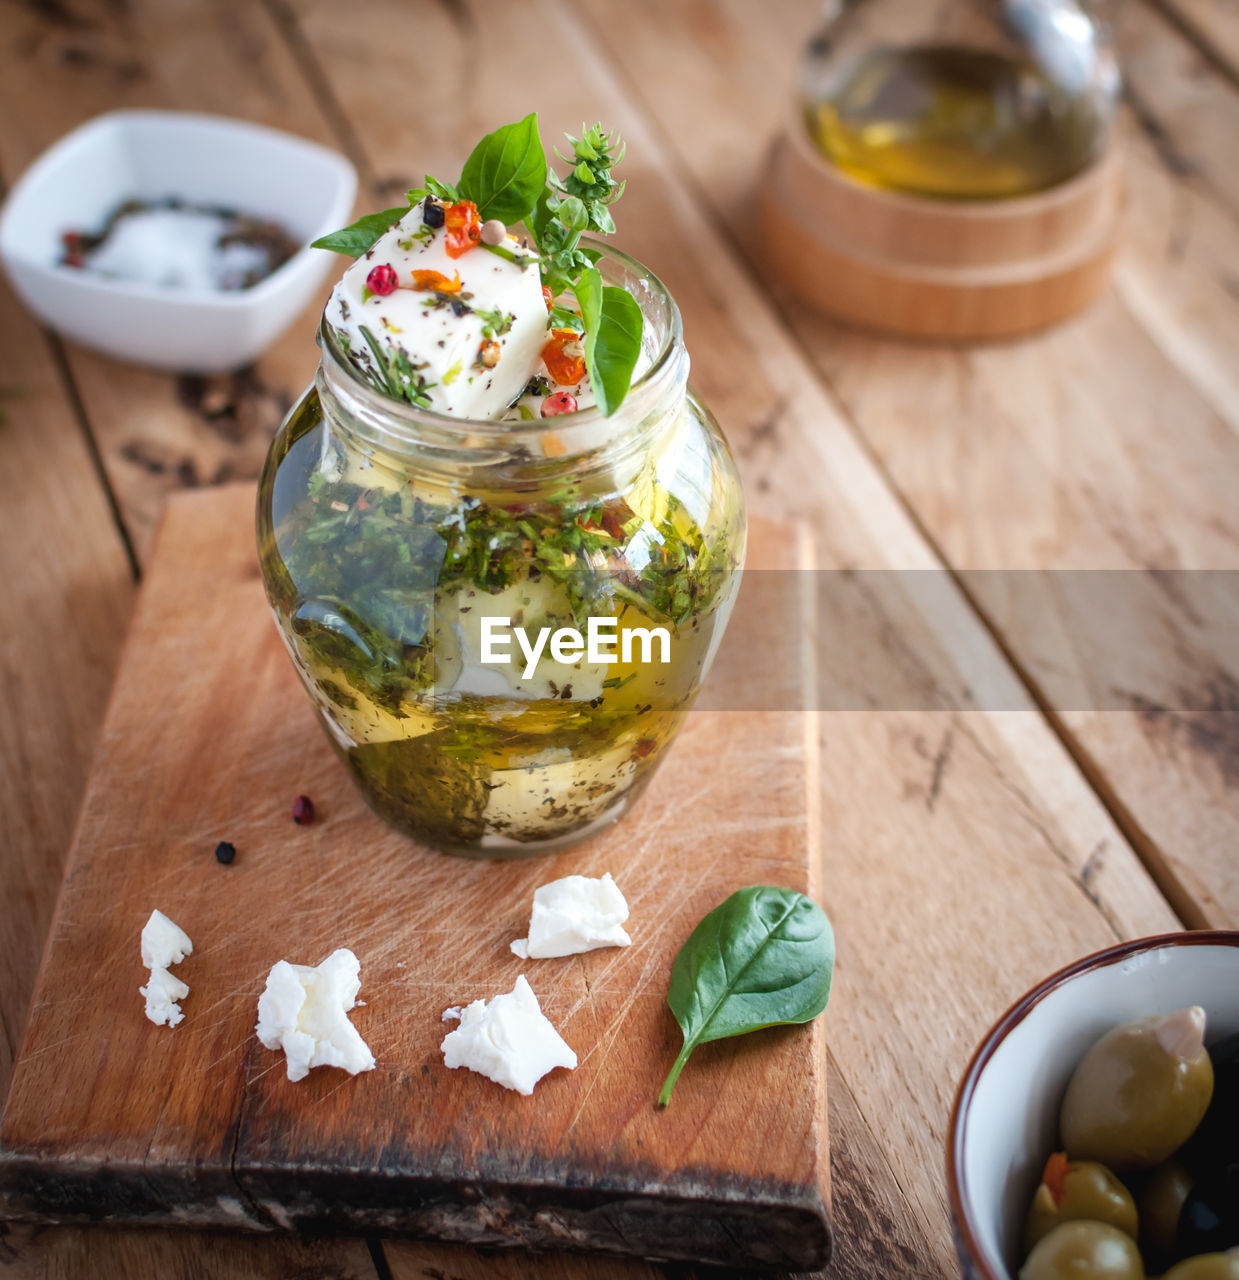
[
  {"xmin": 947, "ymin": 931, "xmax": 1239, "ymax": 1280},
  {"xmin": 0, "ymin": 110, "xmax": 357, "ymax": 373}
]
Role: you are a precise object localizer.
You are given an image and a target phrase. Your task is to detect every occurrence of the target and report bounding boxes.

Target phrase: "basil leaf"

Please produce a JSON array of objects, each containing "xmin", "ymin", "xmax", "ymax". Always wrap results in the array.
[
  {"xmin": 526, "ymin": 189, "xmax": 557, "ymax": 251},
  {"xmin": 588, "ymin": 200, "xmax": 616, "ymax": 236},
  {"xmin": 311, "ymin": 206, "xmax": 410, "ymax": 258},
  {"xmin": 458, "ymin": 112, "xmax": 546, "ymax": 225},
  {"xmin": 556, "ymin": 196, "xmax": 589, "ymax": 232},
  {"xmin": 548, "ymin": 305, "xmax": 585, "ymax": 334},
  {"xmin": 658, "ymin": 886, "xmax": 834, "ymax": 1107},
  {"xmin": 575, "ymin": 264, "xmax": 603, "ymax": 336},
  {"xmin": 578, "ymin": 275, "xmax": 642, "ymax": 418}
]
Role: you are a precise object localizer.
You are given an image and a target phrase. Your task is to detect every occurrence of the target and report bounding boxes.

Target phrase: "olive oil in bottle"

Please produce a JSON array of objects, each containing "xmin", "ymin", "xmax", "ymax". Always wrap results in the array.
[{"xmin": 806, "ymin": 44, "xmax": 1103, "ymax": 200}]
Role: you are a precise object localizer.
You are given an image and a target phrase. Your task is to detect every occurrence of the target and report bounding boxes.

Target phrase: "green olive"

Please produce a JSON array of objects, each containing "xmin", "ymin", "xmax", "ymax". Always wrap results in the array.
[
  {"xmin": 1161, "ymin": 1253, "xmax": 1239, "ymax": 1280},
  {"xmin": 1024, "ymin": 1157, "xmax": 1139, "ymax": 1256},
  {"xmin": 1060, "ymin": 1008, "xmax": 1214, "ymax": 1172},
  {"xmin": 1141, "ymin": 1159, "xmax": 1193, "ymax": 1258},
  {"xmin": 1019, "ymin": 1221, "xmax": 1145, "ymax": 1280}
]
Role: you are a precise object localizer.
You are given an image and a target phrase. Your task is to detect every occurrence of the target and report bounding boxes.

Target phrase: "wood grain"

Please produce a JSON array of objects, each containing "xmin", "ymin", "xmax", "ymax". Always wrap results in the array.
[
  {"xmin": 1153, "ymin": 0, "xmax": 1239, "ymax": 83},
  {"xmin": 381, "ymin": 1055, "xmax": 934, "ymax": 1280},
  {"xmin": 0, "ymin": 278, "xmax": 134, "ymax": 1096},
  {"xmin": 1113, "ymin": 0, "xmax": 1239, "ymax": 437},
  {"xmin": 0, "ymin": 489, "xmax": 830, "ymax": 1272},
  {"xmin": 0, "ymin": 1221, "xmax": 376, "ymax": 1280},
  {"xmin": 2, "ymin": 0, "xmax": 1234, "ymax": 1275},
  {"xmin": 570, "ymin": 0, "xmax": 1239, "ymax": 934}
]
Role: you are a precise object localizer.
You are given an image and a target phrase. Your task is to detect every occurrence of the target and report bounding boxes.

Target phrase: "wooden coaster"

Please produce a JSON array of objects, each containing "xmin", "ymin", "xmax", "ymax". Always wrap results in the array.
[
  {"xmin": 0, "ymin": 485, "xmax": 829, "ymax": 1272},
  {"xmin": 760, "ymin": 108, "xmax": 1126, "ymax": 340}
]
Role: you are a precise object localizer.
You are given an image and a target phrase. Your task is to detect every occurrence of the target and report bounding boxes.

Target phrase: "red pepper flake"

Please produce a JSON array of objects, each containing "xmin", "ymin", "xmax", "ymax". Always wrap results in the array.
[
  {"xmin": 61, "ymin": 230, "xmax": 85, "ymax": 268},
  {"xmin": 411, "ymin": 268, "xmax": 462, "ymax": 293},
  {"xmin": 541, "ymin": 285, "xmax": 555, "ymax": 312},
  {"xmin": 443, "ymin": 200, "xmax": 482, "ymax": 259},
  {"xmin": 366, "ymin": 263, "xmax": 398, "ymax": 296},
  {"xmin": 292, "ymin": 795, "xmax": 316, "ymax": 825},
  {"xmin": 541, "ymin": 329, "xmax": 586, "ymax": 386},
  {"xmin": 1041, "ymin": 1152, "xmax": 1070, "ymax": 1206},
  {"xmin": 635, "ymin": 738, "xmax": 658, "ymax": 758},
  {"xmin": 541, "ymin": 391, "xmax": 577, "ymax": 418}
]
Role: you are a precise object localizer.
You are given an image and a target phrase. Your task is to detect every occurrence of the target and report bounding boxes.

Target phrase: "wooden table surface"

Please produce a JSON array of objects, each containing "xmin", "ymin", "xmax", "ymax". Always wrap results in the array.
[{"xmin": 1, "ymin": 0, "xmax": 1235, "ymax": 1276}]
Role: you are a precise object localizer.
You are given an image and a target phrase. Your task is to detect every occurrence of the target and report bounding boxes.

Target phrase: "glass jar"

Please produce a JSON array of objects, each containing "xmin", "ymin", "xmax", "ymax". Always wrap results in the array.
[
  {"xmin": 802, "ymin": 0, "xmax": 1120, "ymax": 199},
  {"xmin": 256, "ymin": 245, "xmax": 746, "ymax": 858}
]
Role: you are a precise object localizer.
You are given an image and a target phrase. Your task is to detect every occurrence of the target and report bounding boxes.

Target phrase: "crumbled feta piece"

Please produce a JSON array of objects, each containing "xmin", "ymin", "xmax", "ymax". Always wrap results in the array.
[
  {"xmin": 325, "ymin": 199, "xmax": 547, "ymax": 419},
  {"xmin": 440, "ymin": 974, "xmax": 576, "ymax": 1095},
  {"xmin": 255, "ymin": 948, "xmax": 376, "ymax": 1083},
  {"xmin": 141, "ymin": 965, "xmax": 190, "ymax": 1028},
  {"xmin": 139, "ymin": 909, "xmax": 193, "ymax": 1027},
  {"xmin": 141, "ymin": 908, "xmax": 193, "ymax": 969},
  {"xmin": 510, "ymin": 872, "xmax": 632, "ymax": 959}
]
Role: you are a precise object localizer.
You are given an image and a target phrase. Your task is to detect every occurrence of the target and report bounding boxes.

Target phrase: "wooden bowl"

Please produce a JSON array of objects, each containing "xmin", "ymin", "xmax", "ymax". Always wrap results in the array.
[{"xmin": 759, "ymin": 107, "xmax": 1125, "ymax": 341}]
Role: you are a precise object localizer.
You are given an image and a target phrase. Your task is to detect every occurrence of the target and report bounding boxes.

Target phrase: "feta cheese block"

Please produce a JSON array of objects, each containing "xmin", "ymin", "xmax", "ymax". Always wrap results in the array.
[
  {"xmin": 325, "ymin": 199, "xmax": 547, "ymax": 419},
  {"xmin": 255, "ymin": 948, "xmax": 375, "ymax": 1083},
  {"xmin": 510, "ymin": 872, "xmax": 632, "ymax": 959},
  {"xmin": 440, "ymin": 974, "xmax": 576, "ymax": 1095},
  {"xmin": 139, "ymin": 908, "xmax": 193, "ymax": 1027}
]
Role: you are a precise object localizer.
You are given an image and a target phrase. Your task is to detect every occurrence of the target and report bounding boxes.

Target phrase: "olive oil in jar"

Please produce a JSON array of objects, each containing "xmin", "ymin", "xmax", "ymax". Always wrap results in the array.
[{"xmin": 806, "ymin": 45, "xmax": 1103, "ymax": 199}]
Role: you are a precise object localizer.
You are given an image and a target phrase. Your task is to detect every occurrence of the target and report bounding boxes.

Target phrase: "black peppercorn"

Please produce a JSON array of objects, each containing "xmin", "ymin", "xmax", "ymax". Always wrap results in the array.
[
  {"xmin": 214, "ymin": 840, "xmax": 236, "ymax": 864},
  {"xmin": 422, "ymin": 199, "xmax": 445, "ymax": 229}
]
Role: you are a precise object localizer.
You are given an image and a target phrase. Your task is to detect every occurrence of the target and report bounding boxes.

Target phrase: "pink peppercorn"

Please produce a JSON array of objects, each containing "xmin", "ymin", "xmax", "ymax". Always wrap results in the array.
[
  {"xmin": 541, "ymin": 391, "xmax": 577, "ymax": 418},
  {"xmin": 292, "ymin": 795, "xmax": 315, "ymax": 825},
  {"xmin": 365, "ymin": 264, "xmax": 398, "ymax": 296}
]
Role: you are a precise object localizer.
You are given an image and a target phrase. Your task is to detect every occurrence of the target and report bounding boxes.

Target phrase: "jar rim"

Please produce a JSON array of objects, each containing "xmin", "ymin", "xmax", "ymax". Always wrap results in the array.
[{"xmin": 317, "ymin": 238, "xmax": 685, "ymax": 449}]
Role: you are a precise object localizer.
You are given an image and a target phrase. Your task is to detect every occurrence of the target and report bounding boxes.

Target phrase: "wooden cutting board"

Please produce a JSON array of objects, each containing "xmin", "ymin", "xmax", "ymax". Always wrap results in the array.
[{"xmin": 0, "ymin": 485, "xmax": 828, "ymax": 1272}]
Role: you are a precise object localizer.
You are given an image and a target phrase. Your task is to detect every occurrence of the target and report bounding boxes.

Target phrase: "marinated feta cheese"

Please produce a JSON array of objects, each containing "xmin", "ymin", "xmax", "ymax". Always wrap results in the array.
[
  {"xmin": 479, "ymin": 743, "xmax": 638, "ymax": 843},
  {"xmin": 510, "ymin": 872, "xmax": 632, "ymax": 959},
  {"xmin": 440, "ymin": 974, "xmax": 576, "ymax": 1095},
  {"xmin": 139, "ymin": 908, "xmax": 193, "ymax": 1027},
  {"xmin": 255, "ymin": 948, "xmax": 375, "ymax": 1083},
  {"xmin": 325, "ymin": 199, "xmax": 546, "ymax": 420}
]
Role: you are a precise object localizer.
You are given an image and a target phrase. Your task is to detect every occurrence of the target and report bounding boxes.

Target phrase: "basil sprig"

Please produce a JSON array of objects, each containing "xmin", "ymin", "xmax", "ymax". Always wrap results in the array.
[
  {"xmin": 311, "ymin": 115, "xmax": 644, "ymax": 415},
  {"xmin": 658, "ymin": 886, "xmax": 835, "ymax": 1107}
]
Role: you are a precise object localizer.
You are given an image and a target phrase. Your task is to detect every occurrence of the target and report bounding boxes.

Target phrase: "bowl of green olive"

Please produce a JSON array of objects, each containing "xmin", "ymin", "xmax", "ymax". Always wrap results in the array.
[{"xmin": 948, "ymin": 932, "xmax": 1239, "ymax": 1280}]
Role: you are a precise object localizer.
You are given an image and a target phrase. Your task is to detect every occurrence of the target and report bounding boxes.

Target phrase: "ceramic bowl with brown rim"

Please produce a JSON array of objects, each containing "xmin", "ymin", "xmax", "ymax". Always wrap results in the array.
[{"xmin": 946, "ymin": 931, "xmax": 1239, "ymax": 1280}]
